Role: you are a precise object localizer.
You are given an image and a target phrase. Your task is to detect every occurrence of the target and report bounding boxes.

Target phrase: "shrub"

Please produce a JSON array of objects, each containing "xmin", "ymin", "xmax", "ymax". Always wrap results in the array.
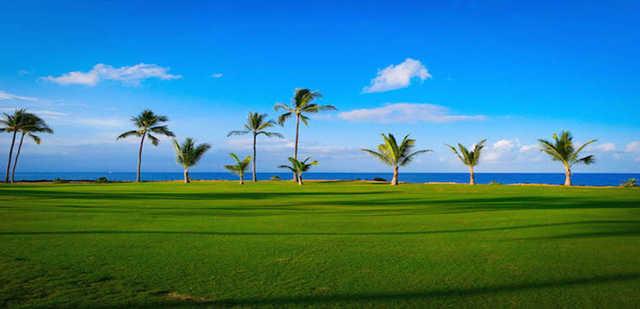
[
  {"xmin": 96, "ymin": 177, "xmax": 109, "ymax": 183},
  {"xmin": 271, "ymin": 175, "xmax": 281, "ymax": 181},
  {"xmin": 372, "ymin": 177, "xmax": 387, "ymax": 182},
  {"xmin": 621, "ymin": 178, "xmax": 637, "ymax": 188},
  {"xmin": 52, "ymin": 178, "xmax": 67, "ymax": 184}
]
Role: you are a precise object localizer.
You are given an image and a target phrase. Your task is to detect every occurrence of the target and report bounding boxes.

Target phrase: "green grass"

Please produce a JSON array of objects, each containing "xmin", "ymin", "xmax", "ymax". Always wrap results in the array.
[{"xmin": 1, "ymin": 181, "xmax": 639, "ymax": 308}]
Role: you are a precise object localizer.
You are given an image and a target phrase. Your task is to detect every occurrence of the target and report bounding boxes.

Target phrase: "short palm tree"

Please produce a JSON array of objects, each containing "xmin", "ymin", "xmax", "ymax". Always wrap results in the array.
[
  {"xmin": 11, "ymin": 113, "xmax": 53, "ymax": 183},
  {"xmin": 228, "ymin": 112, "xmax": 283, "ymax": 182},
  {"xmin": 1, "ymin": 109, "xmax": 27, "ymax": 183},
  {"xmin": 274, "ymin": 88, "xmax": 335, "ymax": 181},
  {"xmin": 172, "ymin": 138, "xmax": 211, "ymax": 183},
  {"xmin": 224, "ymin": 153, "xmax": 252, "ymax": 184},
  {"xmin": 362, "ymin": 133, "xmax": 431, "ymax": 186},
  {"xmin": 446, "ymin": 139, "xmax": 486, "ymax": 185},
  {"xmin": 538, "ymin": 131, "xmax": 596, "ymax": 186},
  {"xmin": 278, "ymin": 157, "xmax": 318, "ymax": 185},
  {"xmin": 117, "ymin": 109, "xmax": 175, "ymax": 182}
]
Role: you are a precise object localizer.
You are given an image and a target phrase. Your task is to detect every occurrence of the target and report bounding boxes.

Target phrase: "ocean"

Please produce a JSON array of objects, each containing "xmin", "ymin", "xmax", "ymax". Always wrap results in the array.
[{"xmin": 12, "ymin": 172, "xmax": 640, "ymax": 186}]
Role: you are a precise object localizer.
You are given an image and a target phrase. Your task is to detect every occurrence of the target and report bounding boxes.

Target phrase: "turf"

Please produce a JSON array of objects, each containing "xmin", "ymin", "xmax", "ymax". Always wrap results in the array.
[{"xmin": 1, "ymin": 181, "xmax": 639, "ymax": 308}]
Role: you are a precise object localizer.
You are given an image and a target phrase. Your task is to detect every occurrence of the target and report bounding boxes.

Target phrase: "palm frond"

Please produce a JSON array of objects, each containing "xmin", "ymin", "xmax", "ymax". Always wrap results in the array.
[{"xmin": 117, "ymin": 130, "xmax": 141, "ymax": 140}]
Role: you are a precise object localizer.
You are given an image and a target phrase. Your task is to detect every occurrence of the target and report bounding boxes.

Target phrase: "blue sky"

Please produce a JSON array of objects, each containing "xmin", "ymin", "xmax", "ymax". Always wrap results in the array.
[{"xmin": 1, "ymin": 0, "xmax": 639, "ymax": 173}]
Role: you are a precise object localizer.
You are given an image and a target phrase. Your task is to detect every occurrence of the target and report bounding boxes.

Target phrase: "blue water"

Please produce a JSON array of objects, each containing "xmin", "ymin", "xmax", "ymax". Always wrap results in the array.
[{"xmin": 13, "ymin": 172, "xmax": 640, "ymax": 186}]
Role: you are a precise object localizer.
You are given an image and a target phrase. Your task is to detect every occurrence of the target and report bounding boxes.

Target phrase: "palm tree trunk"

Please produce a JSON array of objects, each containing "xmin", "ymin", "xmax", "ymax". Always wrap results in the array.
[
  {"xmin": 183, "ymin": 169, "xmax": 190, "ymax": 183},
  {"xmin": 252, "ymin": 133, "xmax": 257, "ymax": 182},
  {"xmin": 298, "ymin": 174, "xmax": 303, "ymax": 185},
  {"xmin": 240, "ymin": 173, "xmax": 244, "ymax": 185},
  {"xmin": 391, "ymin": 165, "xmax": 399, "ymax": 186},
  {"xmin": 564, "ymin": 166, "xmax": 572, "ymax": 186},
  {"xmin": 292, "ymin": 113, "xmax": 301, "ymax": 182},
  {"xmin": 469, "ymin": 166, "xmax": 475, "ymax": 185},
  {"xmin": 5, "ymin": 131, "xmax": 17, "ymax": 183},
  {"xmin": 136, "ymin": 134, "xmax": 146, "ymax": 183},
  {"xmin": 11, "ymin": 133, "xmax": 25, "ymax": 183}
]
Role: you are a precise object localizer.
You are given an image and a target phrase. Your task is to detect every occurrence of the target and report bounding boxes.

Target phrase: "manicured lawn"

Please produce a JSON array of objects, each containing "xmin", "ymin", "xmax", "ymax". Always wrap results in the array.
[{"xmin": 1, "ymin": 181, "xmax": 639, "ymax": 307}]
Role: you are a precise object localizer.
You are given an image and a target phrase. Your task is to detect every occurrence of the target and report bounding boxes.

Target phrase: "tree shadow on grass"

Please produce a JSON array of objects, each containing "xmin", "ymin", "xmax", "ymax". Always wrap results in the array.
[
  {"xmin": 128, "ymin": 273, "xmax": 640, "ymax": 307},
  {"xmin": 2, "ymin": 220, "xmax": 638, "ymax": 237}
]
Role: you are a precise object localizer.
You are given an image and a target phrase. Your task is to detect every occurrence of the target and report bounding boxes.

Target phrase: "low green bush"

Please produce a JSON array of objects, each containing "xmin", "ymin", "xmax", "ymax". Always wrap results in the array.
[
  {"xmin": 95, "ymin": 177, "xmax": 109, "ymax": 183},
  {"xmin": 372, "ymin": 177, "xmax": 387, "ymax": 182},
  {"xmin": 270, "ymin": 175, "xmax": 281, "ymax": 181},
  {"xmin": 621, "ymin": 178, "xmax": 637, "ymax": 188}
]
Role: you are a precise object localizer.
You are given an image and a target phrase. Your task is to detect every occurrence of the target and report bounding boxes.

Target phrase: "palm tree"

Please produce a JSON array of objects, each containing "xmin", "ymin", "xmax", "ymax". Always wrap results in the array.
[
  {"xmin": 172, "ymin": 138, "xmax": 211, "ymax": 183},
  {"xmin": 117, "ymin": 109, "xmax": 175, "ymax": 182},
  {"xmin": 278, "ymin": 157, "xmax": 318, "ymax": 185},
  {"xmin": 538, "ymin": 131, "xmax": 596, "ymax": 186},
  {"xmin": 228, "ymin": 112, "xmax": 283, "ymax": 182},
  {"xmin": 274, "ymin": 88, "xmax": 335, "ymax": 181},
  {"xmin": 446, "ymin": 139, "xmax": 486, "ymax": 185},
  {"xmin": 11, "ymin": 113, "xmax": 53, "ymax": 183},
  {"xmin": 362, "ymin": 133, "xmax": 431, "ymax": 186},
  {"xmin": 1, "ymin": 109, "xmax": 27, "ymax": 183},
  {"xmin": 224, "ymin": 153, "xmax": 252, "ymax": 184}
]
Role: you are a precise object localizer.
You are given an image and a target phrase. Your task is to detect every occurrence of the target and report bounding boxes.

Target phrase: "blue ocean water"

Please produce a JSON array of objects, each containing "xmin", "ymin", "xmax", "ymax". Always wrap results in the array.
[{"xmin": 12, "ymin": 172, "xmax": 640, "ymax": 186}]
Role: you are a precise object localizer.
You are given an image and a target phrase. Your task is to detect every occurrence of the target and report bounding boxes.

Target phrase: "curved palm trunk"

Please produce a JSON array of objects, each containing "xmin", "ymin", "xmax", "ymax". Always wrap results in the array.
[
  {"xmin": 136, "ymin": 134, "xmax": 146, "ymax": 183},
  {"xmin": 183, "ymin": 168, "xmax": 190, "ymax": 183},
  {"xmin": 5, "ymin": 131, "xmax": 17, "ymax": 183},
  {"xmin": 298, "ymin": 174, "xmax": 303, "ymax": 185},
  {"xmin": 11, "ymin": 133, "xmax": 26, "ymax": 183},
  {"xmin": 391, "ymin": 165, "xmax": 399, "ymax": 186},
  {"xmin": 240, "ymin": 172, "xmax": 244, "ymax": 185},
  {"xmin": 469, "ymin": 166, "xmax": 475, "ymax": 185},
  {"xmin": 252, "ymin": 133, "xmax": 257, "ymax": 182},
  {"xmin": 564, "ymin": 165, "xmax": 572, "ymax": 186},
  {"xmin": 292, "ymin": 113, "xmax": 301, "ymax": 182}
]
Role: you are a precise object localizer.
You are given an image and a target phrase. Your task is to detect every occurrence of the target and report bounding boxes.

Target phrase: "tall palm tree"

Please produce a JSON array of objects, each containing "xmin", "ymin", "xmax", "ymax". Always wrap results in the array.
[
  {"xmin": 11, "ymin": 113, "xmax": 53, "ymax": 183},
  {"xmin": 362, "ymin": 133, "xmax": 431, "ymax": 186},
  {"xmin": 228, "ymin": 112, "xmax": 283, "ymax": 182},
  {"xmin": 278, "ymin": 157, "xmax": 318, "ymax": 185},
  {"xmin": 172, "ymin": 138, "xmax": 211, "ymax": 183},
  {"xmin": 538, "ymin": 131, "xmax": 596, "ymax": 186},
  {"xmin": 1, "ymin": 109, "xmax": 27, "ymax": 183},
  {"xmin": 446, "ymin": 139, "xmax": 486, "ymax": 185},
  {"xmin": 117, "ymin": 109, "xmax": 175, "ymax": 182},
  {"xmin": 274, "ymin": 88, "xmax": 335, "ymax": 181},
  {"xmin": 224, "ymin": 153, "xmax": 251, "ymax": 184}
]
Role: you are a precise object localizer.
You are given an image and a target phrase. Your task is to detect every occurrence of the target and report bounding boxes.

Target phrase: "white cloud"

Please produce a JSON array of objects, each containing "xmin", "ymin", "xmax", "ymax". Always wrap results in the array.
[
  {"xmin": 493, "ymin": 139, "xmax": 515, "ymax": 152},
  {"xmin": 338, "ymin": 103, "xmax": 485, "ymax": 123},
  {"xmin": 626, "ymin": 141, "xmax": 640, "ymax": 153},
  {"xmin": 0, "ymin": 90, "xmax": 38, "ymax": 102},
  {"xmin": 519, "ymin": 144, "xmax": 538, "ymax": 153},
  {"xmin": 363, "ymin": 58, "xmax": 431, "ymax": 93},
  {"xmin": 44, "ymin": 63, "xmax": 182, "ymax": 86},
  {"xmin": 594, "ymin": 142, "xmax": 616, "ymax": 153},
  {"xmin": 211, "ymin": 73, "xmax": 223, "ymax": 79}
]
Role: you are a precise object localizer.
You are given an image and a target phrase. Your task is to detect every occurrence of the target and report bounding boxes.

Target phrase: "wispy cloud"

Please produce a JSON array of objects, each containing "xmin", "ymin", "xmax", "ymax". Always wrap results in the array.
[
  {"xmin": 594, "ymin": 142, "xmax": 616, "ymax": 153},
  {"xmin": 338, "ymin": 103, "xmax": 485, "ymax": 123},
  {"xmin": 363, "ymin": 58, "xmax": 431, "ymax": 93},
  {"xmin": 0, "ymin": 90, "xmax": 38, "ymax": 102},
  {"xmin": 43, "ymin": 63, "xmax": 182, "ymax": 86},
  {"xmin": 211, "ymin": 73, "xmax": 223, "ymax": 79},
  {"xmin": 626, "ymin": 141, "xmax": 640, "ymax": 153},
  {"xmin": 75, "ymin": 117, "xmax": 128, "ymax": 128}
]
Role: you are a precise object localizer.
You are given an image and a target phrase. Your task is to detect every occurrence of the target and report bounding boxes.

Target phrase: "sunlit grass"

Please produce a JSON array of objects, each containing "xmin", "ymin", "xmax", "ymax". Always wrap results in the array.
[{"xmin": 1, "ymin": 182, "xmax": 639, "ymax": 307}]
